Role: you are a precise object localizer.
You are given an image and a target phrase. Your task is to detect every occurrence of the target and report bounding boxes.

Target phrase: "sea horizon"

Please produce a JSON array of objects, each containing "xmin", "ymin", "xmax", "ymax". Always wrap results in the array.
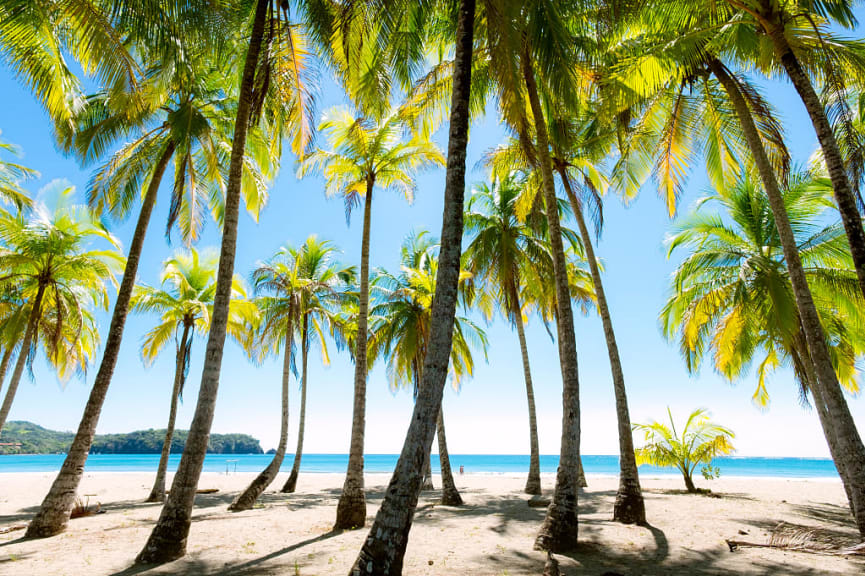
[{"xmin": 0, "ymin": 453, "xmax": 840, "ymax": 478}]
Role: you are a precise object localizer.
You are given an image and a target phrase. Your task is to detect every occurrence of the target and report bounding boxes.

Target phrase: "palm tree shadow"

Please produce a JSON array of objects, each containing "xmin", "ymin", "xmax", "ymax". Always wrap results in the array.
[{"xmin": 109, "ymin": 530, "xmax": 340, "ymax": 576}]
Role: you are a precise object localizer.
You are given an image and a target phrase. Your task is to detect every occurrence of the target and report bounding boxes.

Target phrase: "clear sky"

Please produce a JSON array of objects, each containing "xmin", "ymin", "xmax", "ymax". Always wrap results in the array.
[{"xmin": 1, "ymin": 39, "xmax": 863, "ymax": 459}]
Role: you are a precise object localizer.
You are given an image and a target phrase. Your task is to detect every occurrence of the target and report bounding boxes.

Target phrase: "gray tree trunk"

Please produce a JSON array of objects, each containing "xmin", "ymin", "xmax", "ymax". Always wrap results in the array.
[
  {"xmin": 437, "ymin": 407, "xmax": 462, "ymax": 506},
  {"xmin": 0, "ymin": 344, "xmax": 17, "ymax": 404},
  {"xmin": 230, "ymin": 329, "xmax": 292, "ymax": 511},
  {"xmin": 146, "ymin": 322, "xmax": 191, "ymax": 503},
  {"xmin": 335, "ymin": 180, "xmax": 374, "ymax": 529},
  {"xmin": 523, "ymin": 50, "xmax": 582, "ymax": 554},
  {"xmin": 283, "ymin": 314, "xmax": 309, "ymax": 493},
  {"xmin": 421, "ymin": 453, "xmax": 435, "ymax": 491},
  {"xmin": 559, "ymin": 172, "xmax": 644, "ymax": 524},
  {"xmin": 0, "ymin": 283, "xmax": 46, "ymax": 434},
  {"xmin": 25, "ymin": 140, "xmax": 175, "ymax": 539},
  {"xmin": 349, "ymin": 0, "xmax": 475, "ymax": 571},
  {"xmin": 710, "ymin": 58, "xmax": 865, "ymax": 537},
  {"xmin": 133, "ymin": 0, "xmax": 270, "ymax": 562},
  {"xmin": 762, "ymin": 9, "xmax": 865, "ymax": 301},
  {"xmin": 513, "ymin": 287, "xmax": 542, "ymax": 496}
]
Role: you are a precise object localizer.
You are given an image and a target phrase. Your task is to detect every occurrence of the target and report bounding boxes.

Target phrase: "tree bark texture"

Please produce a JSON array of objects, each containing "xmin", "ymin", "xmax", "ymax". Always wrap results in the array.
[
  {"xmin": 523, "ymin": 50, "xmax": 582, "ymax": 554},
  {"xmin": 229, "ymin": 329, "xmax": 292, "ymax": 511},
  {"xmin": 559, "ymin": 171, "xmax": 644, "ymax": 524},
  {"xmin": 348, "ymin": 0, "xmax": 475, "ymax": 571},
  {"xmin": 146, "ymin": 322, "xmax": 191, "ymax": 503},
  {"xmin": 437, "ymin": 407, "xmax": 462, "ymax": 506},
  {"xmin": 513, "ymin": 288, "xmax": 542, "ymax": 496},
  {"xmin": 133, "ymin": 0, "xmax": 270, "ymax": 561},
  {"xmin": 283, "ymin": 314, "xmax": 309, "ymax": 493},
  {"xmin": 710, "ymin": 58, "xmax": 865, "ymax": 537},
  {"xmin": 335, "ymin": 180, "xmax": 374, "ymax": 530}
]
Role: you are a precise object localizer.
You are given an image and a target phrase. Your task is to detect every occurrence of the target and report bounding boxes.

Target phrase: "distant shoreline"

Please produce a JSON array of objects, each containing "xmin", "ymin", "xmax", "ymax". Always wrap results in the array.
[{"xmin": 0, "ymin": 453, "xmax": 839, "ymax": 479}]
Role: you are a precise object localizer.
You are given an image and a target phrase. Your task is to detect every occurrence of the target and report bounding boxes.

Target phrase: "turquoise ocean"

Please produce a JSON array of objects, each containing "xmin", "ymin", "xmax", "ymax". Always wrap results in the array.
[{"xmin": 0, "ymin": 454, "xmax": 840, "ymax": 478}]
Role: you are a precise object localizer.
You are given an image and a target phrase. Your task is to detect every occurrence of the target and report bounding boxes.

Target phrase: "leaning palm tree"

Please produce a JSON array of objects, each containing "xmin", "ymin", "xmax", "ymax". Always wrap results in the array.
[
  {"xmin": 634, "ymin": 408, "xmax": 735, "ymax": 493},
  {"xmin": 130, "ymin": 1, "xmax": 314, "ymax": 560},
  {"xmin": 281, "ymin": 237, "xmax": 354, "ymax": 493},
  {"xmin": 352, "ymin": 0, "xmax": 477, "ymax": 569},
  {"xmin": 0, "ymin": 187, "xmax": 123, "ymax": 434},
  {"xmin": 131, "ymin": 248, "xmax": 255, "ymax": 503},
  {"xmin": 370, "ymin": 231, "xmax": 489, "ymax": 506},
  {"xmin": 299, "ymin": 105, "xmax": 444, "ymax": 529},
  {"xmin": 661, "ymin": 171, "xmax": 865, "ymax": 510}
]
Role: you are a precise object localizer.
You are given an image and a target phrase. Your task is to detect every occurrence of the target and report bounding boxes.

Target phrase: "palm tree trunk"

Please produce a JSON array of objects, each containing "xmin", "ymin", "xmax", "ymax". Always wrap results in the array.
[
  {"xmin": 762, "ymin": 12, "xmax": 865, "ymax": 300},
  {"xmin": 512, "ymin": 287, "xmax": 542, "ymax": 496},
  {"xmin": 146, "ymin": 322, "xmax": 191, "ymax": 503},
  {"xmin": 710, "ymin": 58, "xmax": 865, "ymax": 537},
  {"xmin": 335, "ymin": 180, "xmax": 374, "ymax": 530},
  {"xmin": 349, "ymin": 0, "xmax": 475, "ymax": 570},
  {"xmin": 0, "ymin": 343, "xmax": 16, "ymax": 401},
  {"xmin": 25, "ymin": 140, "xmax": 174, "ymax": 539},
  {"xmin": 421, "ymin": 453, "xmax": 435, "ymax": 491},
  {"xmin": 134, "ymin": 0, "xmax": 270, "ymax": 562},
  {"xmin": 791, "ymin": 336, "xmax": 855, "ymax": 512},
  {"xmin": 230, "ymin": 329, "xmax": 292, "ymax": 511},
  {"xmin": 578, "ymin": 457, "xmax": 587, "ymax": 488},
  {"xmin": 559, "ymin": 171, "xmax": 644, "ymax": 524},
  {"xmin": 283, "ymin": 314, "xmax": 309, "ymax": 493},
  {"xmin": 0, "ymin": 284, "xmax": 46, "ymax": 434},
  {"xmin": 437, "ymin": 406, "xmax": 462, "ymax": 506},
  {"xmin": 522, "ymin": 49, "xmax": 582, "ymax": 554},
  {"xmin": 682, "ymin": 470, "xmax": 697, "ymax": 494}
]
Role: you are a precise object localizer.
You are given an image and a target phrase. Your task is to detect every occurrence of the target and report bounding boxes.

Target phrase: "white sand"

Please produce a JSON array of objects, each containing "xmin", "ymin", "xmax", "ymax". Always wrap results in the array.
[{"xmin": 0, "ymin": 471, "xmax": 862, "ymax": 574}]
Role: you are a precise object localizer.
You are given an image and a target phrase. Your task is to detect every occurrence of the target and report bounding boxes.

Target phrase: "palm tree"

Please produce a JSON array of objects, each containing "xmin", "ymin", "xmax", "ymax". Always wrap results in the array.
[
  {"xmin": 0, "ymin": 188, "xmax": 123, "ymax": 434},
  {"xmin": 131, "ymin": 248, "xmax": 254, "ymax": 503},
  {"xmin": 230, "ymin": 237, "xmax": 352, "ymax": 510},
  {"xmin": 370, "ymin": 230, "xmax": 488, "ymax": 506},
  {"xmin": 352, "ymin": 0, "xmax": 477, "ymax": 569},
  {"xmin": 25, "ymin": 24, "xmax": 286, "ymax": 537},
  {"xmin": 634, "ymin": 408, "xmax": 735, "ymax": 493},
  {"xmin": 0, "ymin": 132, "xmax": 34, "ymax": 210},
  {"xmin": 299, "ymin": 105, "xmax": 444, "ymax": 529},
  {"xmin": 661, "ymin": 171, "xmax": 865, "ymax": 509},
  {"xmin": 129, "ymin": 1, "xmax": 316, "ymax": 560},
  {"xmin": 462, "ymin": 173, "xmax": 556, "ymax": 496},
  {"xmin": 281, "ymin": 237, "xmax": 354, "ymax": 493}
]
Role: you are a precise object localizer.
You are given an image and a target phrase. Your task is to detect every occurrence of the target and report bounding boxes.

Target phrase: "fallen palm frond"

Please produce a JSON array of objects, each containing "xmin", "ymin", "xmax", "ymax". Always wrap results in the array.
[
  {"xmin": 69, "ymin": 496, "xmax": 102, "ymax": 519},
  {"xmin": 726, "ymin": 522, "xmax": 865, "ymax": 556}
]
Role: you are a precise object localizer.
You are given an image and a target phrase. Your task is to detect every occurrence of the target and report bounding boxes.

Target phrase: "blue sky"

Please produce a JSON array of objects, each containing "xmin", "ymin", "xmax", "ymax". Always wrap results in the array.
[{"xmin": 1, "ymin": 41, "xmax": 863, "ymax": 459}]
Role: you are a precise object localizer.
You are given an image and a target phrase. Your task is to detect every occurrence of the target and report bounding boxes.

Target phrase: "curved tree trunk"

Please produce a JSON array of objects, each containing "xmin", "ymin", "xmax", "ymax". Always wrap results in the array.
[
  {"xmin": 559, "ymin": 172, "xmax": 644, "ymax": 524},
  {"xmin": 230, "ymin": 329, "xmax": 292, "ymax": 511},
  {"xmin": 792, "ymin": 336, "xmax": 855, "ymax": 512},
  {"xmin": 0, "ymin": 284, "xmax": 46, "ymax": 435},
  {"xmin": 763, "ymin": 15, "xmax": 865, "ymax": 301},
  {"xmin": 437, "ymin": 406, "xmax": 462, "ymax": 506},
  {"xmin": 134, "ymin": 0, "xmax": 270, "ymax": 562},
  {"xmin": 0, "ymin": 344, "xmax": 17, "ymax": 402},
  {"xmin": 711, "ymin": 59, "xmax": 865, "ymax": 537},
  {"xmin": 523, "ymin": 50, "xmax": 582, "ymax": 554},
  {"xmin": 350, "ymin": 0, "xmax": 475, "ymax": 570},
  {"xmin": 512, "ymin": 288, "xmax": 542, "ymax": 496},
  {"xmin": 25, "ymin": 141, "xmax": 174, "ymax": 539},
  {"xmin": 146, "ymin": 322, "xmax": 191, "ymax": 503},
  {"xmin": 335, "ymin": 180, "xmax": 374, "ymax": 530},
  {"xmin": 683, "ymin": 471, "xmax": 697, "ymax": 494},
  {"xmin": 283, "ymin": 314, "xmax": 309, "ymax": 493}
]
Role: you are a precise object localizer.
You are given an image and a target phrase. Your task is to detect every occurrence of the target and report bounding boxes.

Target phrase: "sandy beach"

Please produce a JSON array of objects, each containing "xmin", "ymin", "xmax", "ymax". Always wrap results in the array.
[{"xmin": 0, "ymin": 471, "xmax": 862, "ymax": 575}]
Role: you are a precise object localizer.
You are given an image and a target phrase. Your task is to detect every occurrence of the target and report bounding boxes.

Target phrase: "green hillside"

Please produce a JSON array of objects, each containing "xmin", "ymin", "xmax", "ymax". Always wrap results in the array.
[{"xmin": 0, "ymin": 421, "xmax": 263, "ymax": 455}]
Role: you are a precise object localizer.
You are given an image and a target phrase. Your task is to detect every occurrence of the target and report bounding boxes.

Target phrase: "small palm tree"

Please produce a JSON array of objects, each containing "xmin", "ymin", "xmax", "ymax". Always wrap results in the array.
[
  {"xmin": 230, "ymin": 237, "xmax": 352, "ymax": 510},
  {"xmin": 0, "ymin": 133, "xmax": 34, "ymax": 210},
  {"xmin": 634, "ymin": 408, "xmax": 735, "ymax": 493},
  {"xmin": 370, "ymin": 230, "xmax": 488, "ymax": 506},
  {"xmin": 281, "ymin": 236, "xmax": 355, "ymax": 493},
  {"xmin": 0, "ymin": 187, "xmax": 124, "ymax": 434},
  {"xmin": 131, "ymin": 247, "xmax": 254, "ymax": 503},
  {"xmin": 299, "ymin": 105, "xmax": 444, "ymax": 528}
]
